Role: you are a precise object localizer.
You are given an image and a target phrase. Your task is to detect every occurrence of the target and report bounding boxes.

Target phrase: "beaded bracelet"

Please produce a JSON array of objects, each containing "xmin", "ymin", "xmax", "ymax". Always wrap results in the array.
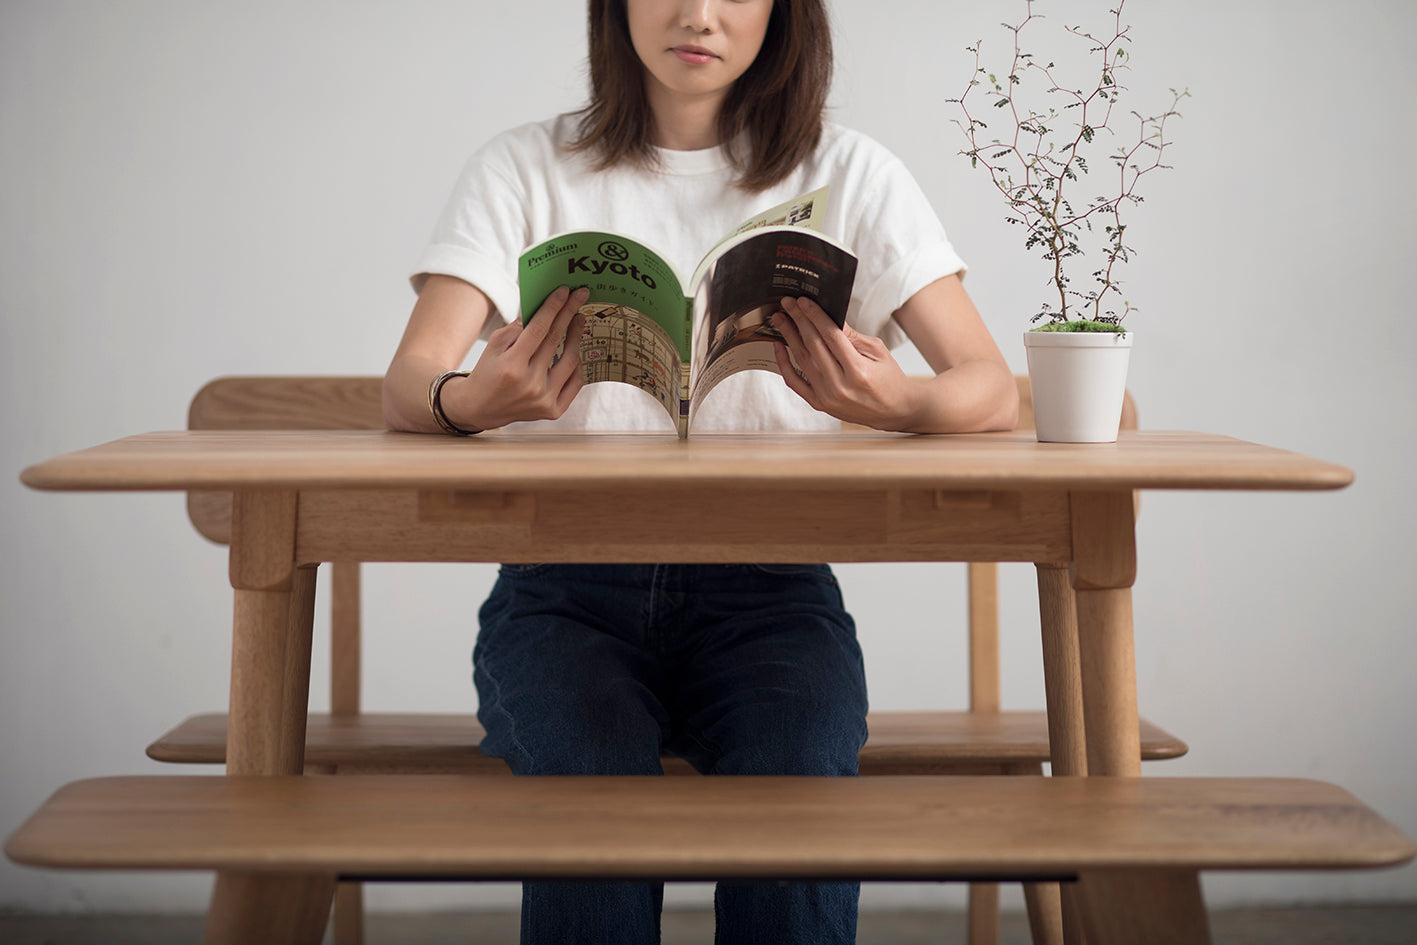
[{"xmin": 427, "ymin": 370, "xmax": 481, "ymax": 436}]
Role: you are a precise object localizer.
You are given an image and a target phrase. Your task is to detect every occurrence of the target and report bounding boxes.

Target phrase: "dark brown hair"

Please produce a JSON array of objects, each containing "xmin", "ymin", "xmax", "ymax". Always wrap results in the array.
[{"xmin": 568, "ymin": 0, "xmax": 833, "ymax": 192}]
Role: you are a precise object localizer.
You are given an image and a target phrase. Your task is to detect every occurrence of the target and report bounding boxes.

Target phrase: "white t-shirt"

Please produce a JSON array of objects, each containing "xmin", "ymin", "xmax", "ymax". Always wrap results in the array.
[{"xmin": 413, "ymin": 115, "xmax": 966, "ymax": 433}]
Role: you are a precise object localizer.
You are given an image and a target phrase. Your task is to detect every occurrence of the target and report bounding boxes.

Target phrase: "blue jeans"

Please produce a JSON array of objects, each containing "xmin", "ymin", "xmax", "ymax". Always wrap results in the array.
[{"xmin": 474, "ymin": 563, "xmax": 869, "ymax": 945}]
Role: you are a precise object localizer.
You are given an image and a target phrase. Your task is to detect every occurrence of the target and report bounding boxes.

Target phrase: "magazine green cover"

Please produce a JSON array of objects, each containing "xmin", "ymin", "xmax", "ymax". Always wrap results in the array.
[{"xmin": 517, "ymin": 187, "xmax": 857, "ymax": 437}]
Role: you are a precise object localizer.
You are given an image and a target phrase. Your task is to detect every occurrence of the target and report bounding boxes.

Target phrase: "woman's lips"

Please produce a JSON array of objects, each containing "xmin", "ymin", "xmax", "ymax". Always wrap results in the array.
[{"xmin": 672, "ymin": 46, "xmax": 717, "ymax": 65}]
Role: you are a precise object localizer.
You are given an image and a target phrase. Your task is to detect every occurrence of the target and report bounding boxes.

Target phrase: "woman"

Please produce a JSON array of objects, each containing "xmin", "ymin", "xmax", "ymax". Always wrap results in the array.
[{"xmin": 383, "ymin": 1, "xmax": 1017, "ymax": 942}]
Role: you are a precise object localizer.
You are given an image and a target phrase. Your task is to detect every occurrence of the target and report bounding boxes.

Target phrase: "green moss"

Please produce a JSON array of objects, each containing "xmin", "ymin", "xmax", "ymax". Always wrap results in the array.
[{"xmin": 1030, "ymin": 320, "xmax": 1128, "ymax": 334}]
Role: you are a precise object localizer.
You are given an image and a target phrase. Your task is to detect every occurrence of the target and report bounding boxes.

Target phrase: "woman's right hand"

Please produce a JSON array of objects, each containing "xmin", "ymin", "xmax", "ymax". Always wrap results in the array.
[
  {"xmin": 382, "ymin": 276, "xmax": 588, "ymax": 433},
  {"xmin": 439, "ymin": 285, "xmax": 589, "ymax": 432}
]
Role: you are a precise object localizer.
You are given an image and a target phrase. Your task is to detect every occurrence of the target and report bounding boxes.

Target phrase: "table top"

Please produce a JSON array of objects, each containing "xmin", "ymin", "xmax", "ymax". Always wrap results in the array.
[{"xmin": 20, "ymin": 429, "xmax": 1353, "ymax": 493}]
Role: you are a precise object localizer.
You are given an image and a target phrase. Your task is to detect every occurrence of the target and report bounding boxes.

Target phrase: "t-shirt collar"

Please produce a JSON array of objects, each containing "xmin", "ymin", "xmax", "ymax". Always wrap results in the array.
[{"xmin": 654, "ymin": 142, "xmax": 733, "ymax": 176}]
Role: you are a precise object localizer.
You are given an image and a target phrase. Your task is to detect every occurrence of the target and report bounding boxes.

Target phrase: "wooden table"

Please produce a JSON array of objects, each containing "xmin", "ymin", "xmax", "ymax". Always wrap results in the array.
[{"xmin": 20, "ymin": 428, "xmax": 1353, "ymax": 935}]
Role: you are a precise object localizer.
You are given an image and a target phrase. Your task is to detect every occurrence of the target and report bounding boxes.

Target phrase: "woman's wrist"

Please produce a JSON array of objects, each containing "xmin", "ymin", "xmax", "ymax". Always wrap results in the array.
[
  {"xmin": 428, "ymin": 371, "xmax": 483, "ymax": 435},
  {"xmin": 862, "ymin": 376, "xmax": 934, "ymax": 434}
]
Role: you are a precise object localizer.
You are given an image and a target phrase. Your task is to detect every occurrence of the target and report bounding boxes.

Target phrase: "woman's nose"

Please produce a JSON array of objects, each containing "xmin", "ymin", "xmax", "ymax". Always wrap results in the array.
[{"xmin": 679, "ymin": 0, "xmax": 715, "ymax": 33}]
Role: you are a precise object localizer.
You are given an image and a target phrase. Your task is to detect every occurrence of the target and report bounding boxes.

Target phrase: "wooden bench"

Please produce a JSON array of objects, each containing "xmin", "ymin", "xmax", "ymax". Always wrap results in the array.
[
  {"xmin": 147, "ymin": 374, "xmax": 1183, "ymax": 945},
  {"xmin": 8, "ymin": 774, "xmax": 1412, "ymax": 945}
]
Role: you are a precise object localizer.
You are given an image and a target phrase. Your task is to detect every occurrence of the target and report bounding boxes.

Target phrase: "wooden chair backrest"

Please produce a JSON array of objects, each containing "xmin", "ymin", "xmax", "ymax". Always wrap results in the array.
[
  {"xmin": 186, "ymin": 377, "xmax": 383, "ymax": 544},
  {"xmin": 185, "ymin": 374, "xmax": 1137, "ymax": 714}
]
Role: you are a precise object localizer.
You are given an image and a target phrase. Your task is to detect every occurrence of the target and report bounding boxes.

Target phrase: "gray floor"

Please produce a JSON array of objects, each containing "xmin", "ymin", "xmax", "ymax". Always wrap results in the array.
[{"xmin": 0, "ymin": 906, "xmax": 1414, "ymax": 944}]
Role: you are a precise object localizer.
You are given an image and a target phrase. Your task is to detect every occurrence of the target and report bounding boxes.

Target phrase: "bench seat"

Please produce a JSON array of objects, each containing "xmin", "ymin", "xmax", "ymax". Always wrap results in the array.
[
  {"xmin": 10, "ymin": 774, "xmax": 1410, "ymax": 880},
  {"xmin": 147, "ymin": 710, "xmax": 1187, "ymax": 776},
  {"xmin": 12, "ymin": 774, "xmax": 1409, "ymax": 945}
]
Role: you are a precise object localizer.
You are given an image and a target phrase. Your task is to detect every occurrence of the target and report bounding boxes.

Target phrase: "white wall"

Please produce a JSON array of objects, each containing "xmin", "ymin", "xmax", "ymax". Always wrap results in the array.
[{"xmin": 3, "ymin": 0, "xmax": 1414, "ymax": 916}]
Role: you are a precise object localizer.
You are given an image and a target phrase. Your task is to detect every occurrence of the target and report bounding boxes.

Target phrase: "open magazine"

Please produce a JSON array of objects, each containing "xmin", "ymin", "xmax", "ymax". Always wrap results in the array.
[{"xmin": 518, "ymin": 187, "xmax": 857, "ymax": 437}]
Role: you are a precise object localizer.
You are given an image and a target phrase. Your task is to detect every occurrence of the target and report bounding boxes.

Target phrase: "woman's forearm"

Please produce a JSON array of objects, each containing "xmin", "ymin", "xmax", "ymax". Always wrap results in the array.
[
  {"xmin": 898, "ymin": 358, "xmax": 1019, "ymax": 434},
  {"xmin": 382, "ymin": 275, "xmax": 493, "ymax": 433}
]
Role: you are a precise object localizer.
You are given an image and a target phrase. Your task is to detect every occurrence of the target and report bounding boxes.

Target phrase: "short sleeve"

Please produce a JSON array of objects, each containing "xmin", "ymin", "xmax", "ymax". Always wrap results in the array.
[
  {"xmin": 845, "ymin": 153, "xmax": 967, "ymax": 350},
  {"xmin": 410, "ymin": 135, "xmax": 534, "ymax": 334}
]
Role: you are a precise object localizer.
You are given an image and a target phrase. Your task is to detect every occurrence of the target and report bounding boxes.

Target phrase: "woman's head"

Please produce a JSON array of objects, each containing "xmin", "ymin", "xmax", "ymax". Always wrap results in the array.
[{"xmin": 571, "ymin": 0, "xmax": 833, "ymax": 191}]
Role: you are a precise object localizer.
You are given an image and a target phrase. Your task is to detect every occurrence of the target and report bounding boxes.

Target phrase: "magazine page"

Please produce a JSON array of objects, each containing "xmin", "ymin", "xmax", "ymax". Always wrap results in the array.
[
  {"xmin": 705, "ymin": 185, "xmax": 831, "ymax": 257},
  {"xmin": 518, "ymin": 231, "xmax": 691, "ymax": 427},
  {"xmin": 686, "ymin": 226, "xmax": 858, "ymax": 426}
]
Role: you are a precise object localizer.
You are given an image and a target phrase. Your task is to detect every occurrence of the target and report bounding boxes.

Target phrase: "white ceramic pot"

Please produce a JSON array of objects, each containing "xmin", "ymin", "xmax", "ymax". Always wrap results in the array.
[{"xmin": 1023, "ymin": 329, "xmax": 1133, "ymax": 443}]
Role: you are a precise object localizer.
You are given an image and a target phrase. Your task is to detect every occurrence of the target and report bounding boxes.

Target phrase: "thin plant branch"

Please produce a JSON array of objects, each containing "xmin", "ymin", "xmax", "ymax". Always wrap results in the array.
[{"xmin": 948, "ymin": 0, "xmax": 1187, "ymax": 326}]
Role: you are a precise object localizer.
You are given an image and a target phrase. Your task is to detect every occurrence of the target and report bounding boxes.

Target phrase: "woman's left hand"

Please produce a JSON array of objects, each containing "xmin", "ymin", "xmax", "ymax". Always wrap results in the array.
[{"xmin": 771, "ymin": 295, "xmax": 924, "ymax": 431}]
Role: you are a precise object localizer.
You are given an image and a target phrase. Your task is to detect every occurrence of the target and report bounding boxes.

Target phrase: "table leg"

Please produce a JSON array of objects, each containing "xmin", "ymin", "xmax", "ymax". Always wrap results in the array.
[
  {"xmin": 1036, "ymin": 563, "xmax": 1089, "ymax": 945},
  {"xmin": 280, "ymin": 565, "xmax": 318, "ymax": 774},
  {"xmin": 205, "ymin": 490, "xmax": 333, "ymax": 945},
  {"xmin": 227, "ymin": 575, "xmax": 316, "ymax": 775},
  {"xmin": 1063, "ymin": 490, "xmax": 1143, "ymax": 945},
  {"xmin": 1036, "ymin": 564, "xmax": 1086, "ymax": 778},
  {"xmin": 1069, "ymin": 491, "xmax": 1141, "ymax": 779},
  {"xmin": 1076, "ymin": 588, "xmax": 1139, "ymax": 777}
]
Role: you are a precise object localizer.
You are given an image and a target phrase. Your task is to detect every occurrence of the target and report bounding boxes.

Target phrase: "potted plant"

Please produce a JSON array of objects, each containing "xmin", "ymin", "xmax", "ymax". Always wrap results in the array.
[{"xmin": 949, "ymin": 0, "xmax": 1186, "ymax": 442}]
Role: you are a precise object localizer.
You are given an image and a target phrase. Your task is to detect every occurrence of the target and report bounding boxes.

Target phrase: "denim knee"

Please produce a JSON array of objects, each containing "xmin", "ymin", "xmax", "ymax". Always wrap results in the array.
[
  {"xmin": 474, "ymin": 571, "xmax": 669, "ymax": 776},
  {"xmin": 705, "ymin": 697, "xmax": 868, "ymax": 776}
]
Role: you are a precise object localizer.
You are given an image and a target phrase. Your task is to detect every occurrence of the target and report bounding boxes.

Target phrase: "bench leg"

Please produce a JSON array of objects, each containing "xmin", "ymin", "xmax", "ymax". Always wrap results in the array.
[
  {"xmin": 202, "ymin": 871, "xmax": 336, "ymax": 945},
  {"xmin": 967, "ymin": 882, "xmax": 999, "ymax": 945},
  {"xmin": 1022, "ymin": 881, "xmax": 1065, "ymax": 945},
  {"xmin": 1075, "ymin": 869, "xmax": 1211, "ymax": 945},
  {"xmin": 332, "ymin": 882, "xmax": 365, "ymax": 945}
]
